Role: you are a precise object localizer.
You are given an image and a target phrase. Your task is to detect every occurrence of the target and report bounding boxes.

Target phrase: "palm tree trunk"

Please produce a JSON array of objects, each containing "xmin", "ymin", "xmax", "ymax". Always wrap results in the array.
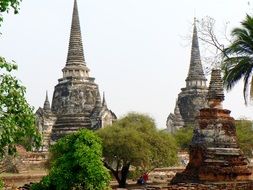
[{"xmin": 250, "ymin": 75, "xmax": 253, "ymax": 101}]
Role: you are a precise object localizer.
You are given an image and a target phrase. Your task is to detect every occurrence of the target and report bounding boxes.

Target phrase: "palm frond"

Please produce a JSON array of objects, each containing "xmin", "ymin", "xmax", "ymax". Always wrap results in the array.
[
  {"xmin": 222, "ymin": 56, "xmax": 253, "ymax": 92},
  {"xmin": 221, "ymin": 14, "xmax": 253, "ymax": 104},
  {"xmin": 241, "ymin": 14, "xmax": 253, "ymax": 37},
  {"xmin": 225, "ymin": 28, "xmax": 253, "ymax": 56}
]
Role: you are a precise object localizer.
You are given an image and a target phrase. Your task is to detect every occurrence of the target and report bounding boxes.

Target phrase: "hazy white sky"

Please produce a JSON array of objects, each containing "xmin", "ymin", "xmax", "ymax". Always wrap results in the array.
[{"xmin": 0, "ymin": 0, "xmax": 253, "ymax": 128}]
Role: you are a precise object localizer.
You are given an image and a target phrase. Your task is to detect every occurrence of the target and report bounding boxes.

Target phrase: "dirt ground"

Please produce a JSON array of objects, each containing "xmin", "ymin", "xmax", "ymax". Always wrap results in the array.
[
  {"xmin": 1, "ymin": 172, "xmax": 166, "ymax": 190},
  {"xmin": 110, "ymin": 180, "xmax": 166, "ymax": 190}
]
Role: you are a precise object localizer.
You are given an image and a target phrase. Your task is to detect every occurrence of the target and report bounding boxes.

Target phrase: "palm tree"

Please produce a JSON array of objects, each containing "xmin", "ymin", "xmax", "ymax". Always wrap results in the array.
[{"xmin": 222, "ymin": 14, "xmax": 253, "ymax": 104}]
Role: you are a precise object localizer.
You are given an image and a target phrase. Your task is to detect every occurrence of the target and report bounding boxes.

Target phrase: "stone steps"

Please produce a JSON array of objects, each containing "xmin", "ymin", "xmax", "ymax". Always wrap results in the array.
[{"xmin": 51, "ymin": 113, "xmax": 93, "ymax": 141}]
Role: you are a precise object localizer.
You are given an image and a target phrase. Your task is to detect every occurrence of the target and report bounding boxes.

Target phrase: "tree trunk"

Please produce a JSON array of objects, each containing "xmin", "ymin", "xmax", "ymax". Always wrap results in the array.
[
  {"xmin": 103, "ymin": 161, "xmax": 120, "ymax": 180},
  {"xmin": 103, "ymin": 161, "xmax": 131, "ymax": 188},
  {"xmin": 118, "ymin": 162, "xmax": 130, "ymax": 188}
]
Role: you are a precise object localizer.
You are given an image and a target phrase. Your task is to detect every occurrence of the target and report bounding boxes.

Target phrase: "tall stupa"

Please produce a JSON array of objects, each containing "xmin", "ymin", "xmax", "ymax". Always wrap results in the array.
[
  {"xmin": 166, "ymin": 19, "xmax": 208, "ymax": 132},
  {"xmin": 36, "ymin": 0, "xmax": 116, "ymax": 151}
]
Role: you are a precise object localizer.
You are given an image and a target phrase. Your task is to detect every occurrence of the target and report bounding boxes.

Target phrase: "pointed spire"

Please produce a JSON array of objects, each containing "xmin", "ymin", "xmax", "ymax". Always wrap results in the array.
[
  {"xmin": 186, "ymin": 18, "xmax": 207, "ymax": 83},
  {"xmin": 43, "ymin": 91, "xmax": 51, "ymax": 112},
  {"xmin": 102, "ymin": 92, "xmax": 107, "ymax": 108},
  {"xmin": 95, "ymin": 90, "xmax": 102, "ymax": 108},
  {"xmin": 207, "ymin": 69, "xmax": 224, "ymax": 101},
  {"xmin": 62, "ymin": 0, "xmax": 90, "ymax": 79},
  {"xmin": 207, "ymin": 69, "xmax": 224, "ymax": 108},
  {"xmin": 66, "ymin": 0, "xmax": 85, "ymax": 65}
]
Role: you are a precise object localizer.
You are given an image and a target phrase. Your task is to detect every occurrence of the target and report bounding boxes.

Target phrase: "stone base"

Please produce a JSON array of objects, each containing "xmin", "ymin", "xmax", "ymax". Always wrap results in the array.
[
  {"xmin": 166, "ymin": 181, "xmax": 253, "ymax": 190},
  {"xmin": 171, "ymin": 165, "xmax": 252, "ymax": 184},
  {"xmin": 171, "ymin": 164, "xmax": 252, "ymax": 185},
  {"xmin": 171, "ymin": 107, "xmax": 252, "ymax": 185}
]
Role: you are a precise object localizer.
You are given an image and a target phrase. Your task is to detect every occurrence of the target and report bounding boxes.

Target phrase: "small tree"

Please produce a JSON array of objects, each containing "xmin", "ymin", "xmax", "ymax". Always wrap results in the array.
[
  {"xmin": 31, "ymin": 129, "xmax": 111, "ymax": 190},
  {"xmin": 173, "ymin": 126, "xmax": 194, "ymax": 151},
  {"xmin": 97, "ymin": 113, "xmax": 178, "ymax": 188}
]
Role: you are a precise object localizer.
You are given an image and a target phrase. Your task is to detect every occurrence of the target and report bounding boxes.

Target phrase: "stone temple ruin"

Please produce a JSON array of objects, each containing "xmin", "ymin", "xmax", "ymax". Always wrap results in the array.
[
  {"xmin": 166, "ymin": 19, "xmax": 208, "ymax": 133},
  {"xmin": 170, "ymin": 69, "xmax": 253, "ymax": 189},
  {"xmin": 36, "ymin": 0, "xmax": 117, "ymax": 151}
]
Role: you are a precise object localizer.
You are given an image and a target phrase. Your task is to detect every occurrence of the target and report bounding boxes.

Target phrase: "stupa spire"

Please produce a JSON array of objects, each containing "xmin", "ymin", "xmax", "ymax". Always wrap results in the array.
[
  {"xmin": 67, "ymin": 0, "xmax": 85, "ymax": 65},
  {"xmin": 207, "ymin": 69, "xmax": 224, "ymax": 108},
  {"xmin": 102, "ymin": 92, "xmax": 107, "ymax": 108},
  {"xmin": 43, "ymin": 91, "xmax": 51, "ymax": 112},
  {"xmin": 62, "ymin": 0, "xmax": 90, "ymax": 79},
  {"xmin": 186, "ymin": 18, "xmax": 207, "ymax": 86},
  {"xmin": 95, "ymin": 90, "xmax": 102, "ymax": 108}
]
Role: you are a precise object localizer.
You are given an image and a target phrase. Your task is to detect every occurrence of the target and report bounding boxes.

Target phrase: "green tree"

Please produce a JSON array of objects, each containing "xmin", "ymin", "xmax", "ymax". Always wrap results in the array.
[
  {"xmin": 173, "ymin": 126, "xmax": 194, "ymax": 151},
  {"xmin": 97, "ymin": 113, "xmax": 178, "ymax": 188},
  {"xmin": 221, "ymin": 15, "xmax": 253, "ymax": 104},
  {"xmin": 0, "ymin": 0, "xmax": 21, "ymax": 25},
  {"xmin": 0, "ymin": 0, "xmax": 41, "ymax": 158},
  {"xmin": 0, "ymin": 0, "xmax": 41, "ymax": 188},
  {"xmin": 235, "ymin": 119, "xmax": 253, "ymax": 157},
  {"xmin": 31, "ymin": 129, "xmax": 111, "ymax": 190},
  {"xmin": 0, "ymin": 59, "xmax": 41, "ymax": 158}
]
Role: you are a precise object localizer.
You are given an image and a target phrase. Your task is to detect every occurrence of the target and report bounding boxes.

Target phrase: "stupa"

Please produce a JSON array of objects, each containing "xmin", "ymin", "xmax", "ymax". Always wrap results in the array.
[
  {"xmin": 36, "ymin": 0, "xmax": 116, "ymax": 151},
  {"xmin": 171, "ymin": 69, "xmax": 252, "ymax": 185},
  {"xmin": 166, "ymin": 19, "xmax": 208, "ymax": 132}
]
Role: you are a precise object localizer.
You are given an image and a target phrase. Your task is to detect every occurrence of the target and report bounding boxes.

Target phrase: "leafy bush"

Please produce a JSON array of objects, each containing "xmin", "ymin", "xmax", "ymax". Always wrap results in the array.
[{"xmin": 31, "ymin": 129, "xmax": 111, "ymax": 190}]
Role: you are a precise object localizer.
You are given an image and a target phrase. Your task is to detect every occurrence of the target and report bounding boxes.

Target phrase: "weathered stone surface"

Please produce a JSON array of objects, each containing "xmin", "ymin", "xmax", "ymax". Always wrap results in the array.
[
  {"xmin": 166, "ymin": 19, "xmax": 208, "ymax": 132},
  {"xmin": 177, "ymin": 89, "xmax": 207, "ymax": 125},
  {"xmin": 36, "ymin": 0, "xmax": 116, "ymax": 146},
  {"xmin": 171, "ymin": 69, "xmax": 252, "ymax": 188},
  {"xmin": 186, "ymin": 18, "xmax": 206, "ymax": 82},
  {"xmin": 36, "ymin": 95, "xmax": 57, "ymax": 152},
  {"xmin": 207, "ymin": 69, "xmax": 224, "ymax": 102},
  {"xmin": 166, "ymin": 100, "xmax": 185, "ymax": 133},
  {"xmin": 63, "ymin": 0, "xmax": 89, "ymax": 78}
]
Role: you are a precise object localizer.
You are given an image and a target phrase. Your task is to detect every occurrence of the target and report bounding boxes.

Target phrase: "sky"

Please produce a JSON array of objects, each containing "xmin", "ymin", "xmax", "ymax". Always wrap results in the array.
[{"xmin": 0, "ymin": 0, "xmax": 253, "ymax": 129}]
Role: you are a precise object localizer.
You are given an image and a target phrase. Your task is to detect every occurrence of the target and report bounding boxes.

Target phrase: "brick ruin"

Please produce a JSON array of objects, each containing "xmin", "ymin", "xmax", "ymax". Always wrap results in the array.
[{"xmin": 170, "ymin": 69, "xmax": 253, "ymax": 189}]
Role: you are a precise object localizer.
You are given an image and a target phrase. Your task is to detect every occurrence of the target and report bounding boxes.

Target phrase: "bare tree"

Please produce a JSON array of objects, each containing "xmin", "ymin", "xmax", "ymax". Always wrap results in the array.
[{"xmin": 196, "ymin": 16, "xmax": 231, "ymax": 74}]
